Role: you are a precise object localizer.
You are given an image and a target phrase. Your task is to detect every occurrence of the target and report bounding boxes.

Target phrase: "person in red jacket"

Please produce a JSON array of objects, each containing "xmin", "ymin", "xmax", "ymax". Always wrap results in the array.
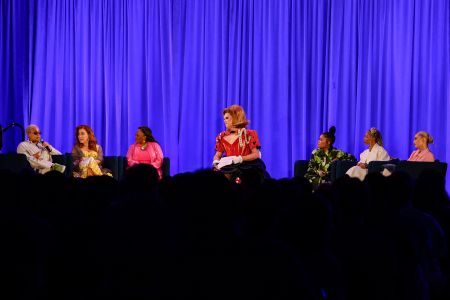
[{"xmin": 213, "ymin": 104, "xmax": 268, "ymax": 183}]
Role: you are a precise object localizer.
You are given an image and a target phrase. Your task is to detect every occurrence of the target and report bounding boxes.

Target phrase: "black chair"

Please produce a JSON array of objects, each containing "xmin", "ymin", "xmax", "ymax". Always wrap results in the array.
[
  {"xmin": 329, "ymin": 160, "xmax": 357, "ymax": 181},
  {"xmin": 51, "ymin": 154, "xmax": 74, "ymax": 177},
  {"xmin": 396, "ymin": 161, "xmax": 447, "ymax": 180},
  {"xmin": 367, "ymin": 159, "xmax": 399, "ymax": 175},
  {"xmin": 0, "ymin": 153, "xmax": 33, "ymax": 173},
  {"xmin": 294, "ymin": 160, "xmax": 309, "ymax": 178},
  {"xmin": 162, "ymin": 157, "xmax": 170, "ymax": 177},
  {"xmin": 103, "ymin": 156, "xmax": 127, "ymax": 181}
]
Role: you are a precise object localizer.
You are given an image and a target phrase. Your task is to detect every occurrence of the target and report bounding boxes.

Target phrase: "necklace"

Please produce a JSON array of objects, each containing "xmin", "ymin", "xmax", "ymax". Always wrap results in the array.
[{"xmin": 140, "ymin": 143, "xmax": 147, "ymax": 150}]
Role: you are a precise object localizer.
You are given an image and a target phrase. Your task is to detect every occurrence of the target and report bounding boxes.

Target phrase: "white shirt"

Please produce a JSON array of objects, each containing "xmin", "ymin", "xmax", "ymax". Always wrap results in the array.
[
  {"xmin": 17, "ymin": 140, "xmax": 62, "ymax": 173},
  {"xmin": 359, "ymin": 143, "xmax": 390, "ymax": 164}
]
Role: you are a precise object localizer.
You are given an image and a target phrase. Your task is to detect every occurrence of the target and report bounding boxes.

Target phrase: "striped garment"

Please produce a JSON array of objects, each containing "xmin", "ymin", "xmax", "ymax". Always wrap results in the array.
[{"xmin": 17, "ymin": 140, "xmax": 62, "ymax": 173}]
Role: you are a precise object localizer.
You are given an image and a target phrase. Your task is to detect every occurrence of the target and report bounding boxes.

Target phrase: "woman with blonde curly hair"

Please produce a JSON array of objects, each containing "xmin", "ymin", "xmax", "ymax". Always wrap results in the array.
[
  {"xmin": 346, "ymin": 127, "xmax": 390, "ymax": 181},
  {"xmin": 408, "ymin": 131, "xmax": 435, "ymax": 162}
]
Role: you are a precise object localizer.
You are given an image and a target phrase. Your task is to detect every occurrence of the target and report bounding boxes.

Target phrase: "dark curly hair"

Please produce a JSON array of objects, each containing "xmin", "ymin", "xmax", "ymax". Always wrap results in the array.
[
  {"xmin": 138, "ymin": 126, "xmax": 157, "ymax": 143},
  {"xmin": 322, "ymin": 126, "xmax": 336, "ymax": 147}
]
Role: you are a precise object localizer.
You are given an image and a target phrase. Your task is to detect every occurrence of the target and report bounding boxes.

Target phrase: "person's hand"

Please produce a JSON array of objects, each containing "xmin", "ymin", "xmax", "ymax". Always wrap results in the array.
[
  {"xmin": 357, "ymin": 162, "xmax": 367, "ymax": 169},
  {"xmin": 33, "ymin": 152, "xmax": 41, "ymax": 159},
  {"xmin": 318, "ymin": 170, "xmax": 327, "ymax": 177},
  {"xmin": 213, "ymin": 160, "xmax": 220, "ymax": 168},
  {"xmin": 87, "ymin": 168, "xmax": 95, "ymax": 177},
  {"xmin": 232, "ymin": 156, "xmax": 243, "ymax": 164}
]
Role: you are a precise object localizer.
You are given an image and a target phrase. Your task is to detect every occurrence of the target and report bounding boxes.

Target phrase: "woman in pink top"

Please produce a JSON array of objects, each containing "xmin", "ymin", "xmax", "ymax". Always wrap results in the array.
[
  {"xmin": 126, "ymin": 126, "xmax": 164, "ymax": 179},
  {"xmin": 408, "ymin": 131, "xmax": 435, "ymax": 162}
]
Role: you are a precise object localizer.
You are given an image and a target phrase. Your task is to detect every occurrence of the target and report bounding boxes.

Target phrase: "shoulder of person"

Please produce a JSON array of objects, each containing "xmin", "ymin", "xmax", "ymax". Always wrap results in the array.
[
  {"xmin": 216, "ymin": 131, "xmax": 227, "ymax": 141},
  {"xmin": 246, "ymin": 129, "xmax": 259, "ymax": 138},
  {"xmin": 312, "ymin": 148, "xmax": 322, "ymax": 155},
  {"xmin": 378, "ymin": 145, "xmax": 388, "ymax": 153},
  {"xmin": 331, "ymin": 148, "xmax": 345, "ymax": 157},
  {"xmin": 150, "ymin": 141, "xmax": 162, "ymax": 148}
]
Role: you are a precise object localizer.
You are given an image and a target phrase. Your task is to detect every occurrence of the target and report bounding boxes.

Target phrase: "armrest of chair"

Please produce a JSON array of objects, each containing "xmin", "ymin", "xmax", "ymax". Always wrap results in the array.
[{"xmin": 0, "ymin": 153, "xmax": 33, "ymax": 173}]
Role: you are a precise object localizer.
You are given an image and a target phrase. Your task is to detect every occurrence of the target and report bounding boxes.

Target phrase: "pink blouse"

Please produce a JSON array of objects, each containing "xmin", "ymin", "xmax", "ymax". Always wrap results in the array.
[
  {"xmin": 407, "ymin": 149, "xmax": 435, "ymax": 162},
  {"xmin": 126, "ymin": 142, "xmax": 164, "ymax": 179}
]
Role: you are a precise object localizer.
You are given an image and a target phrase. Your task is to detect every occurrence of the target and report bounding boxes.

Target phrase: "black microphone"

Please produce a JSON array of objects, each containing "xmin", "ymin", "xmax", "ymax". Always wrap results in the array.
[{"xmin": 40, "ymin": 140, "xmax": 52, "ymax": 152}]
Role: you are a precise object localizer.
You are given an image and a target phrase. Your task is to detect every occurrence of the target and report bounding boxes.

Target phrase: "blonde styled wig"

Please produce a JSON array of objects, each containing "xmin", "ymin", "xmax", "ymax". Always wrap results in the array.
[{"xmin": 223, "ymin": 105, "xmax": 249, "ymax": 128}]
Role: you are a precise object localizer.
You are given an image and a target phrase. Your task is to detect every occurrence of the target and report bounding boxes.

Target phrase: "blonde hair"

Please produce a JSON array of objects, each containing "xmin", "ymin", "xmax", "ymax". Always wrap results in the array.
[
  {"xmin": 223, "ymin": 105, "xmax": 249, "ymax": 128},
  {"xmin": 368, "ymin": 127, "xmax": 384, "ymax": 147},
  {"xmin": 416, "ymin": 131, "xmax": 434, "ymax": 145}
]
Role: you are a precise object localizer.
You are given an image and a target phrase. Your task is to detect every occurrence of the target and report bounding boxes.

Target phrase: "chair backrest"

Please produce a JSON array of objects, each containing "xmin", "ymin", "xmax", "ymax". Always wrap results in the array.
[
  {"xmin": 0, "ymin": 153, "xmax": 33, "ymax": 173},
  {"xmin": 294, "ymin": 160, "xmax": 309, "ymax": 178},
  {"xmin": 103, "ymin": 156, "xmax": 128, "ymax": 181},
  {"xmin": 396, "ymin": 161, "xmax": 447, "ymax": 180},
  {"xmin": 162, "ymin": 157, "xmax": 170, "ymax": 177},
  {"xmin": 367, "ymin": 159, "xmax": 399, "ymax": 174},
  {"xmin": 330, "ymin": 160, "xmax": 357, "ymax": 181}
]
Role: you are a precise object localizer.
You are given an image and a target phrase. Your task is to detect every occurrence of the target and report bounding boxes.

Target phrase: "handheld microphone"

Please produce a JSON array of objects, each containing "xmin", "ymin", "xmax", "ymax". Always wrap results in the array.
[{"xmin": 40, "ymin": 140, "xmax": 52, "ymax": 152}]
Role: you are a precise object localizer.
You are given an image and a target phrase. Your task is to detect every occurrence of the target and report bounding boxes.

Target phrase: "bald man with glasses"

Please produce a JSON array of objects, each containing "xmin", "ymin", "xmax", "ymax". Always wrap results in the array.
[{"xmin": 17, "ymin": 124, "xmax": 66, "ymax": 174}]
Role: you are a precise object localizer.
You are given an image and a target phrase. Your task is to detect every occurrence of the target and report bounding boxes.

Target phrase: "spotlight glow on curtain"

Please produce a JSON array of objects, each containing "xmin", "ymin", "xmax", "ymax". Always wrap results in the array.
[{"xmin": 1, "ymin": 0, "xmax": 449, "ymax": 186}]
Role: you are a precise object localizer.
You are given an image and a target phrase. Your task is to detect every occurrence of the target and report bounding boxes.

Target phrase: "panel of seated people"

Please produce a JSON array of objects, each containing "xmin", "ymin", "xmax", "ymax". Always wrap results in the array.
[{"xmin": 0, "ymin": 153, "xmax": 170, "ymax": 181}]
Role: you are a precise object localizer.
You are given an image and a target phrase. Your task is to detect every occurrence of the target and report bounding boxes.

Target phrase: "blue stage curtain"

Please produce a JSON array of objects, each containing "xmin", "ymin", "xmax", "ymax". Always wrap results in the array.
[{"xmin": 1, "ymin": 0, "xmax": 449, "ymax": 183}]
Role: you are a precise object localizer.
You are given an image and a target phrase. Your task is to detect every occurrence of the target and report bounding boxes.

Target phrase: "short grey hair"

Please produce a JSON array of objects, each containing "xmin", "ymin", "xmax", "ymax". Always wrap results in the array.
[{"xmin": 26, "ymin": 124, "xmax": 39, "ymax": 135}]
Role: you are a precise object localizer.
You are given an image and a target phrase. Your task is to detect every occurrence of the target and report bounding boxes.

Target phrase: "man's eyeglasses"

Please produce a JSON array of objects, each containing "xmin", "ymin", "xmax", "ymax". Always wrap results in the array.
[{"xmin": 32, "ymin": 131, "xmax": 41, "ymax": 135}]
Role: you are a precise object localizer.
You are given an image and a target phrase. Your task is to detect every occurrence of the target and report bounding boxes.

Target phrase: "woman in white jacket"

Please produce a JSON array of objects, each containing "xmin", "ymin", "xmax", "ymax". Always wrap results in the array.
[{"xmin": 346, "ymin": 127, "xmax": 390, "ymax": 181}]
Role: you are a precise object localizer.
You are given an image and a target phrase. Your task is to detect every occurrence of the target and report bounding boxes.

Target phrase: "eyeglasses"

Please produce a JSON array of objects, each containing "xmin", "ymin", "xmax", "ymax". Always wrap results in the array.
[{"xmin": 32, "ymin": 131, "xmax": 41, "ymax": 135}]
